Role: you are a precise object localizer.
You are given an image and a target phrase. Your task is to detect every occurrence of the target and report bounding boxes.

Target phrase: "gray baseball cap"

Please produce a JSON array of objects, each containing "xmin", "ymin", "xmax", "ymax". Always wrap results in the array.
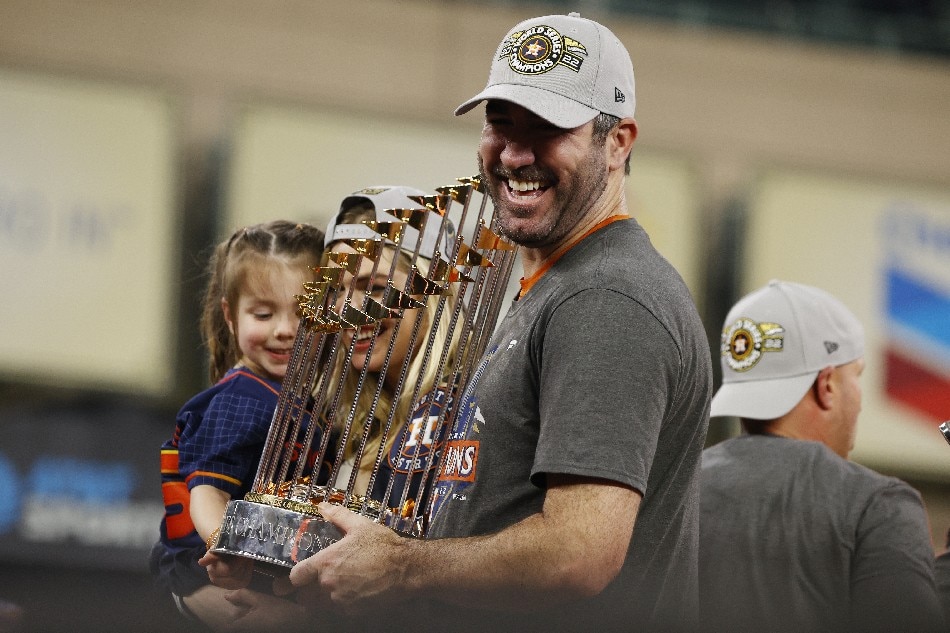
[
  {"xmin": 324, "ymin": 185, "xmax": 456, "ymax": 261},
  {"xmin": 455, "ymin": 12, "xmax": 636, "ymax": 129},
  {"xmin": 710, "ymin": 280, "xmax": 865, "ymax": 420}
]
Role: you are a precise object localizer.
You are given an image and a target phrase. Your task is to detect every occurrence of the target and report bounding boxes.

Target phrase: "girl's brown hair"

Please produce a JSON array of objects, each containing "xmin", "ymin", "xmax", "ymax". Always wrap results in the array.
[{"xmin": 200, "ymin": 220, "xmax": 325, "ymax": 383}]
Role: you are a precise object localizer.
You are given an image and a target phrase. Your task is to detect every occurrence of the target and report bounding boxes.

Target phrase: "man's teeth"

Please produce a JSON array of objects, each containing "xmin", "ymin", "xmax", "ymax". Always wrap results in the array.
[
  {"xmin": 355, "ymin": 330, "xmax": 375, "ymax": 342},
  {"xmin": 509, "ymin": 179, "xmax": 542, "ymax": 192}
]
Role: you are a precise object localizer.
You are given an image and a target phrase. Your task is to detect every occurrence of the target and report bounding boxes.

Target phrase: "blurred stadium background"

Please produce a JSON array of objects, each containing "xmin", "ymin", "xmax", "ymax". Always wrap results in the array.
[{"xmin": 0, "ymin": 1, "xmax": 948, "ymax": 630}]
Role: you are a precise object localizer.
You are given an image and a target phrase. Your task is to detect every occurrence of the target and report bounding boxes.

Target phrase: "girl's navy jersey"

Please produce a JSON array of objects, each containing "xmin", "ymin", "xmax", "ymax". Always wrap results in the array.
[{"xmin": 152, "ymin": 367, "xmax": 321, "ymax": 596}]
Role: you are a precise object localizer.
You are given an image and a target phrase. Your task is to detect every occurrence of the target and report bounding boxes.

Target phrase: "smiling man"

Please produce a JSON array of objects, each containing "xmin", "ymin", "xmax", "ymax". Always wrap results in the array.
[{"xmin": 284, "ymin": 13, "xmax": 712, "ymax": 632}]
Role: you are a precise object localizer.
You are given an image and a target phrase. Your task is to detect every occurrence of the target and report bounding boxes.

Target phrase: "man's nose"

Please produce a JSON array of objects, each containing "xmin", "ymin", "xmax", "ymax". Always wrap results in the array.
[{"xmin": 500, "ymin": 138, "xmax": 536, "ymax": 169}]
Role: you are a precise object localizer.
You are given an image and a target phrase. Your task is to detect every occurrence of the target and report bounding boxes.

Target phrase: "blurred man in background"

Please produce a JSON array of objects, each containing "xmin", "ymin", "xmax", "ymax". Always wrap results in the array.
[{"xmin": 700, "ymin": 279, "xmax": 943, "ymax": 633}]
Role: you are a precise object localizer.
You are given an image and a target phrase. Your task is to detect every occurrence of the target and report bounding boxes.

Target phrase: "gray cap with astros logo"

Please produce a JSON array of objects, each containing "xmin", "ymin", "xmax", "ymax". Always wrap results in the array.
[
  {"xmin": 454, "ymin": 12, "xmax": 636, "ymax": 128},
  {"xmin": 710, "ymin": 279, "xmax": 865, "ymax": 420}
]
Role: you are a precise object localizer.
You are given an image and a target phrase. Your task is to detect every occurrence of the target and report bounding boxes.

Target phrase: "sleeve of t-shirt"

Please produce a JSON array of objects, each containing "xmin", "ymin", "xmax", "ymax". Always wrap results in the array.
[
  {"xmin": 850, "ymin": 481, "xmax": 945, "ymax": 633},
  {"xmin": 532, "ymin": 287, "xmax": 679, "ymax": 495},
  {"xmin": 178, "ymin": 393, "xmax": 272, "ymax": 498}
]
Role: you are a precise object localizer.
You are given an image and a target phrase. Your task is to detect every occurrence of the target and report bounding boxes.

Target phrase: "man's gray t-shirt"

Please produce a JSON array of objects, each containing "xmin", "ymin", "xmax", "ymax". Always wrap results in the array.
[
  {"xmin": 429, "ymin": 218, "xmax": 712, "ymax": 631},
  {"xmin": 700, "ymin": 434, "xmax": 944, "ymax": 633}
]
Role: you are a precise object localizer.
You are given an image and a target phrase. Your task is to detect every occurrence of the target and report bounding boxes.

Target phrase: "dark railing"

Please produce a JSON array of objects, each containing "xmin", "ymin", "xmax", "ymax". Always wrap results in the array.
[{"xmin": 468, "ymin": 0, "xmax": 950, "ymax": 59}]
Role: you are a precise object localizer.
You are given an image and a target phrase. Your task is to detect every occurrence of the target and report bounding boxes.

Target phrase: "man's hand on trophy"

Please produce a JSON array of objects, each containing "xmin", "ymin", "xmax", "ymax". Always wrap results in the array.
[
  {"xmin": 288, "ymin": 501, "xmax": 414, "ymax": 612},
  {"xmin": 199, "ymin": 550, "xmax": 255, "ymax": 590}
]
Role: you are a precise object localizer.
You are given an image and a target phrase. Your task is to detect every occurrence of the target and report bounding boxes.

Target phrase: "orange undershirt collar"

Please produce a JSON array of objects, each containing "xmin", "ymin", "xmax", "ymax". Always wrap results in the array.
[{"xmin": 518, "ymin": 214, "xmax": 630, "ymax": 298}]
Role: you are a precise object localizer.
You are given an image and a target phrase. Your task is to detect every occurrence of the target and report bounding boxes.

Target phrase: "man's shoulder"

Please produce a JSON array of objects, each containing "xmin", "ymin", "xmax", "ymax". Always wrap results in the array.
[
  {"xmin": 558, "ymin": 221, "xmax": 694, "ymax": 308},
  {"xmin": 795, "ymin": 441, "xmax": 911, "ymax": 491},
  {"xmin": 703, "ymin": 435, "xmax": 844, "ymax": 478},
  {"xmin": 833, "ymin": 453, "xmax": 921, "ymax": 499},
  {"xmin": 594, "ymin": 217, "xmax": 674, "ymax": 272},
  {"xmin": 702, "ymin": 435, "xmax": 915, "ymax": 498}
]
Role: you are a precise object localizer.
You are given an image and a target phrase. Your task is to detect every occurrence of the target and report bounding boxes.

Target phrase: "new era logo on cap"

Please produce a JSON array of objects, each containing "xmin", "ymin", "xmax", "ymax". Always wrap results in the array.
[
  {"xmin": 824, "ymin": 341, "xmax": 839, "ymax": 354},
  {"xmin": 615, "ymin": 87, "xmax": 625, "ymax": 103}
]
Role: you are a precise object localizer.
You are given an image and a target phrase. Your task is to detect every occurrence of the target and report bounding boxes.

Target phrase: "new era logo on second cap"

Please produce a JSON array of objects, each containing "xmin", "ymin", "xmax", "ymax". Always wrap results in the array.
[
  {"xmin": 614, "ymin": 87, "xmax": 625, "ymax": 103},
  {"xmin": 824, "ymin": 341, "xmax": 839, "ymax": 354}
]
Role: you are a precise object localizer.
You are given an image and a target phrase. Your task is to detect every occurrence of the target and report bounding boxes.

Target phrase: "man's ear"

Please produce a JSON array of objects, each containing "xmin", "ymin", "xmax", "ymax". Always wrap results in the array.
[
  {"xmin": 813, "ymin": 366, "xmax": 836, "ymax": 410},
  {"xmin": 608, "ymin": 118, "xmax": 638, "ymax": 171}
]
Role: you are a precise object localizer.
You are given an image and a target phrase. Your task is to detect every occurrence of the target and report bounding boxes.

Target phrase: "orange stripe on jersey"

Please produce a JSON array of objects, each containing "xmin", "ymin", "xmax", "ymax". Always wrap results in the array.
[
  {"xmin": 160, "ymin": 449, "xmax": 179, "ymax": 475},
  {"xmin": 186, "ymin": 470, "xmax": 243, "ymax": 487},
  {"xmin": 161, "ymin": 481, "xmax": 195, "ymax": 540}
]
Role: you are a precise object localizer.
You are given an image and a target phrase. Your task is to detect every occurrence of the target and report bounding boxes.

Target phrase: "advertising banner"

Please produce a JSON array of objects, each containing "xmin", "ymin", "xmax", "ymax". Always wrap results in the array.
[{"xmin": 0, "ymin": 71, "xmax": 178, "ymax": 396}]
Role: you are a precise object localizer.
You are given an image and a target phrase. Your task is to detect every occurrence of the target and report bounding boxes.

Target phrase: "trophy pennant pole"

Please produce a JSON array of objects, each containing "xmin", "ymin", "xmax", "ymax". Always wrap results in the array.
[{"xmin": 382, "ymin": 181, "xmax": 502, "ymax": 521}]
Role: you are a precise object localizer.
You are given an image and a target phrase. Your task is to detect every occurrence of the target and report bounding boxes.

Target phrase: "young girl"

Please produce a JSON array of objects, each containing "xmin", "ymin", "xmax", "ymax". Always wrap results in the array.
[{"xmin": 150, "ymin": 220, "xmax": 324, "ymax": 629}]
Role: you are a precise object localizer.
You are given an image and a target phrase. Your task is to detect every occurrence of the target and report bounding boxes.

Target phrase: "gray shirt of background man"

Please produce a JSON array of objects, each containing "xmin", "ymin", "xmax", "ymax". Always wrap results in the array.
[
  {"xmin": 430, "ymin": 218, "xmax": 712, "ymax": 631},
  {"xmin": 934, "ymin": 540, "xmax": 950, "ymax": 626},
  {"xmin": 701, "ymin": 434, "xmax": 943, "ymax": 633}
]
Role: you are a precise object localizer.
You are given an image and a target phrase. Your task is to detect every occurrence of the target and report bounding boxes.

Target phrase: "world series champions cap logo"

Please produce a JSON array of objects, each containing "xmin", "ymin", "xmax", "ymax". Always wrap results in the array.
[
  {"xmin": 498, "ymin": 25, "xmax": 588, "ymax": 75},
  {"xmin": 721, "ymin": 318, "xmax": 785, "ymax": 372}
]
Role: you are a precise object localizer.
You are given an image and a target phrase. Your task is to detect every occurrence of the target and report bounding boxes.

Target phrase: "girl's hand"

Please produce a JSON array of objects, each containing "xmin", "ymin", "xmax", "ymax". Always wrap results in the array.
[{"xmin": 199, "ymin": 550, "xmax": 255, "ymax": 590}]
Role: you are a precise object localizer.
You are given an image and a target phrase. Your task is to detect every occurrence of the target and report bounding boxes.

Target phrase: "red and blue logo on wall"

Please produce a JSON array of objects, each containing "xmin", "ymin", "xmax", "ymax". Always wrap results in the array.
[{"xmin": 881, "ymin": 205, "xmax": 950, "ymax": 423}]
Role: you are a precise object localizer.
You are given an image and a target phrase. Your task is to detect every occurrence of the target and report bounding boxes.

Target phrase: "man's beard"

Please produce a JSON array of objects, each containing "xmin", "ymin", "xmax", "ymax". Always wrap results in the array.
[{"xmin": 478, "ymin": 149, "xmax": 608, "ymax": 249}]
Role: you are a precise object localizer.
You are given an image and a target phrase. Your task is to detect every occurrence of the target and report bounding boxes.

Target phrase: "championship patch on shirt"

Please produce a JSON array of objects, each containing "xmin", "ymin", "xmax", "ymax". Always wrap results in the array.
[
  {"xmin": 721, "ymin": 317, "xmax": 785, "ymax": 372},
  {"xmin": 428, "ymin": 350, "xmax": 492, "ymax": 519},
  {"xmin": 438, "ymin": 440, "xmax": 479, "ymax": 482}
]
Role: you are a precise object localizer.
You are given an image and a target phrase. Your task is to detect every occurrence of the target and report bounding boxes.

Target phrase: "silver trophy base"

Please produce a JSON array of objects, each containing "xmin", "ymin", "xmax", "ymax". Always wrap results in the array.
[{"xmin": 210, "ymin": 497, "xmax": 342, "ymax": 569}]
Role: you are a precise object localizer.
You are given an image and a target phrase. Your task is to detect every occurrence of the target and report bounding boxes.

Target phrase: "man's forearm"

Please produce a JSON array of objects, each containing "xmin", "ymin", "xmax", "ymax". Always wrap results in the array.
[{"xmin": 396, "ymin": 478, "xmax": 641, "ymax": 610}]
